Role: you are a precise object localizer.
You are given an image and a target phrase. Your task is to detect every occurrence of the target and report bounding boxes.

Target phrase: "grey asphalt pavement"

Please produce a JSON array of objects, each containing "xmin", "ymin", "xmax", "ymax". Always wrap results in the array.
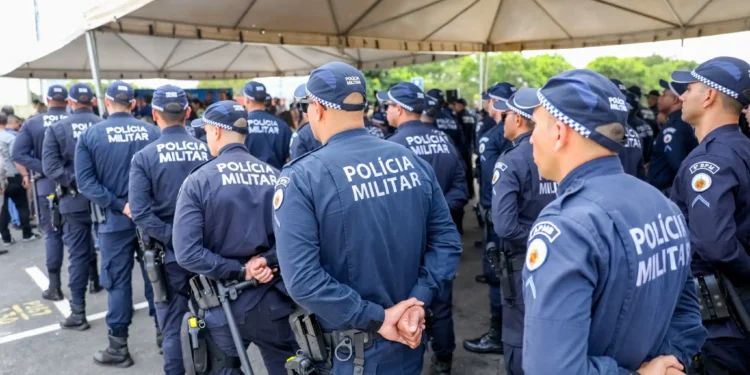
[{"xmin": 0, "ymin": 211, "xmax": 504, "ymax": 375}]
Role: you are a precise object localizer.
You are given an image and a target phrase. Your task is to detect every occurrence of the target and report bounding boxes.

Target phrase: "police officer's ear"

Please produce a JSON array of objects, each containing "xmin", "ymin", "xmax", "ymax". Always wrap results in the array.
[
  {"xmin": 184, "ymin": 106, "xmax": 192, "ymax": 121},
  {"xmin": 91, "ymin": 97, "xmax": 97, "ymax": 108},
  {"xmin": 553, "ymin": 119, "xmax": 569, "ymax": 152}
]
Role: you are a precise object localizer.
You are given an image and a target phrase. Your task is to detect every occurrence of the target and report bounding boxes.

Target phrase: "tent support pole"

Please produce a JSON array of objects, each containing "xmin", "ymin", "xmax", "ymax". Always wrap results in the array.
[
  {"xmin": 478, "ymin": 52, "xmax": 484, "ymax": 101},
  {"xmin": 85, "ymin": 31, "xmax": 105, "ymax": 115}
]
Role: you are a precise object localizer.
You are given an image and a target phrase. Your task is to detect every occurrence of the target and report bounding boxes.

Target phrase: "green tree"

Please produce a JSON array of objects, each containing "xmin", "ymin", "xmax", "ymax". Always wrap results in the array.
[
  {"xmin": 586, "ymin": 55, "xmax": 698, "ymax": 94},
  {"xmin": 197, "ymin": 79, "xmax": 245, "ymax": 95}
]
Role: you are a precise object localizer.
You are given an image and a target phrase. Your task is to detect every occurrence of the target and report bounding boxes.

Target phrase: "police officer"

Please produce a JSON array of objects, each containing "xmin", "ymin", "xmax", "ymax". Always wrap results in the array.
[
  {"xmin": 289, "ymin": 84, "xmax": 322, "ymax": 160},
  {"xmin": 611, "ymin": 79, "xmax": 646, "ymax": 179},
  {"xmin": 669, "ymin": 57, "xmax": 750, "ymax": 374},
  {"xmin": 647, "ymin": 78, "xmax": 698, "ymax": 195},
  {"xmin": 372, "ymin": 111, "xmax": 394, "ymax": 136},
  {"xmin": 42, "ymin": 83, "xmax": 102, "ymax": 330},
  {"xmin": 274, "ymin": 62, "xmax": 462, "ymax": 374},
  {"xmin": 464, "ymin": 82, "xmax": 514, "ymax": 355},
  {"xmin": 515, "ymin": 69, "xmax": 706, "ymax": 374},
  {"xmin": 626, "ymin": 90, "xmax": 655, "ymax": 164},
  {"xmin": 129, "ymin": 85, "xmax": 210, "ymax": 374},
  {"xmin": 454, "ymin": 98, "xmax": 477, "ymax": 199},
  {"xmin": 173, "ymin": 101, "xmax": 298, "ymax": 375},
  {"xmin": 363, "ymin": 103, "xmax": 385, "ymax": 139},
  {"xmin": 382, "ymin": 82, "xmax": 468, "ymax": 375},
  {"xmin": 75, "ymin": 81, "xmax": 161, "ymax": 367},
  {"xmin": 242, "ymin": 81, "xmax": 293, "ymax": 169},
  {"xmin": 489, "ymin": 88, "xmax": 558, "ymax": 375},
  {"xmin": 12, "ymin": 85, "xmax": 65, "ymax": 300},
  {"xmin": 426, "ymin": 89, "xmax": 465, "ymax": 156}
]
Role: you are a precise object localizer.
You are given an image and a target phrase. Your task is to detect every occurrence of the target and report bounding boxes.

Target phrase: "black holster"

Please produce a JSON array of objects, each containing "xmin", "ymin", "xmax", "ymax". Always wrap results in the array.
[
  {"xmin": 140, "ymin": 232, "xmax": 168, "ymax": 304},
  {"xmin": 89, "ymin": 201, "xmax": 106, "ymax": 224},
  {"xmin": 499, "ymin": 252, "xmax": 524, "ymax": 305},
  {"xmin": 697, "ymin": 273, "xmax": 750, "ymax": 334},
  {"xmin": 181, "ymin": 312, "xmax": 241, "ymax": 375},
  {"xmin": 287, "ymin": 307, "xmax": 379, "ymax": 375},
  {"xmin": 49, "ymin": 186, "xmax": 63, "ymax": 232}
]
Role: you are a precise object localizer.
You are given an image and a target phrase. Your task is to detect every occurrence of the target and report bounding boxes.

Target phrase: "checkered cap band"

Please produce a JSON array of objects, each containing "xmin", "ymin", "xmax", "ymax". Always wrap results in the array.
[
  {"xmin": 151, "ymin": 103, "xmax": 189, "ymax": 112},
  {"xmin": 202, "ymin": 117, "xmax": 234, "ymax": 131},
  {"xmin": 306, "ymin": 87, "xmax": 342, "ymax": 110},
  {"xmin": 507, "ymin": 100, "xmax": 532, "ymax": 120},
  {"xmin": 537, "ymin": 90, "xmax": 591, "ymax": 138},
  {"xmin": 105, "ymin": 94, "xmax": 135, "ymax": 103},
  {"xmin": 388, "ymin": 91, "xmax": 414, "ymax": 112},
  {"xmin": 691, "ymin": 71, "xmax": 739, "ymax": 99}
]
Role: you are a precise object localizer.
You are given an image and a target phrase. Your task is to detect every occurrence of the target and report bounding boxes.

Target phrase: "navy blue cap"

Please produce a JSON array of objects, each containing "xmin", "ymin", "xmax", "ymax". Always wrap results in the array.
[
  {"xmin": 152, "ymin": 84, "xmax": 188, "ymax": 113},
  {"xmin": 304, "ymin": 62, "xmax": 367, "ymax": 111},
  {"xmin": 513, "ymin": 69, "xmax": 628, "ymax": 153},
  {"xmin": 503, "ymin": 88, "xmax": 538, "ymax": 120},
  {"xmin": 487, "ymin": 82, "xmax": 517, "ymax": 111},
  {"xmin": 627, "ymin": 85, "xmax": 642, "ymax": 98},
  {"xmin": 610, "ymin": 79, "xmax": 628, "ymax": 95},
  {"xmin": 426, "ymin": 89, "xmax": 445, "ymax": 102},
  {"xmin": 671, "ymin": 56, "xmax": 750, "ymax": 106},
  {"xmin": 481, "ymin": 91, "xmax": 490, "ymax": 101},
  {"xmin": 372, "ymin": 111, "xmax": 387, "ymax": 125},
  {"xmin": 659, "ymin": 79, "xmax": 687, "ymax": 97},
  {"xmin": 293, "ymin": 84, "xmax": 308, "ymax": 100},
  {"xmin": 242, "ymin": 81, "xmax": 267, "ymax": 102},
  {"xmin": 67, "ymin": 83, "xmax": 94, "ymax": 105},
  {"xmin": 47, "ymin": 85, "xmax": 68, "ymax": 102},
  {"xmin": 376, "ymin": 82, "xmax": 425, "ymax": 114},
  {"xmin": 191, "ymin": 100, "xmax": 248, "ymax": 134},
  {"xmin": 105, "ymin": 81, "xmax": 135, "ymax": 105},
  {"xmin": 423, "ymin": 94, "xmax": 440, "ymax": 114}
]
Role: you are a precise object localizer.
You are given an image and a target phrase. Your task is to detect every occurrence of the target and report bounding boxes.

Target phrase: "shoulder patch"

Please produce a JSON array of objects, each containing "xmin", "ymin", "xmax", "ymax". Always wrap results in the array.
[
  {"xmin": 663, "ymin": 133, "xmax": 673, "ymax": 144},
  {"xmin": 526, "ymin": 238, "xmax": 548, "ymax": 271},
  {"xmin": 691, "ymin": 173, "xmax": 712, "ymax": 192},
  {"xmin": 494, "ymin": 161, "xmax": 508, "ymax": 171},
  {"xmin": 689, "ymin": 161, "xmax": 720, "ymax": 175},
  {"xmin": 478, "ymin": 143, "xmax": 486, "ymax": 154},
  {"xmin": 273, "ymin": 189, "xmax": 284, "ymax": 210},
  {"xmin": 276, "ymin": 176, "xmax": 290, "ymax": 188},
  {"xmin": 529, "ymin": 221, "xmax": 561, "ymax": 243}
]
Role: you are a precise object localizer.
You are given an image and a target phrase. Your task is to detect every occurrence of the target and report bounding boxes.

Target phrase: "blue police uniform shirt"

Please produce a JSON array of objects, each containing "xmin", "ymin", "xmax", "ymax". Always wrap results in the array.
[
  {"xmin": 387, "ymin": 120, "xmax": 468, "ymax": 212},
  {"xmin": 671, "ymin": 124, "xmax": 750, "ymax": 339},
  {"xmin": 12, "ymin": 106, "xmax": 68, "ymax": 196},
  {"xmin": 130, "ymin": 125, "xmax": 210, "ymax": 263},
  {"xmin": 522, "ymin": 156, "xmax": 706, "ymax": 374},
  {"xmin": 245, "ymin": 109, "xmax": 293, "ymax": 169},
  {"xmin": 630, "ymin": 112, "xmax": 654, "ymax": 163},
  {"xmin": 274, "ymin": 128, "xmax": 462, "ymax": 332},
  {"xmin": 475, "ymin": 115, "xmax": 495, "ymax": 153},
  {"xmin": 364, "ymin": 117, "xmax": 385, "ymax": 139},
  {"xmin": 647, "ymin": 110, "xmax": 698, "ymax": 191},
  {"xmin": 491, "ymin": 132, "xmax": 557, "ymax": 254},
  {"xmin": 478, "ymin": 121, "xmax": 512, "ymax": 209},
  {"xmin": 617, "ymin": 123, "xmax": 645, "ymax": 179},
  {"xmin": 289, "ymin": 122, "xmax": 321, "ymax": 160},
  {"xmin": 173, "ymin": 143, "xmax": 279, "ymax": 319},
  {"xmin": 42, "ymin": 108, "xmax": 101, "ymax": 214},
  {"xmin": 434, "ymin": 107, "xmax": 466, "ymax": 155},
  {"xmin": 74, "ymin": 112, "xmax": 161, "ymax": 233}
]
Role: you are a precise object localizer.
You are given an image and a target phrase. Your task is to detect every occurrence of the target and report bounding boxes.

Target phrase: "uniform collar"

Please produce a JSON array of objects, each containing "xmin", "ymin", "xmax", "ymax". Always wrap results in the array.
[
  {"xmin": 162, "ymin": 125, "xmax": 188, "ymax": 135},
  {"xmin": 47, "ymin": 107, "xmax": 68, "ymax": 114},
  {"xmin": 667, "ymin": 109, "xmax": 683, "ymax": 123},
  {"xmin": 72, "ymin": 108, "xmax": 93, "ymax": 115},
  {"xmin": 396, "ymin": 120, "xmax": 424, "ymax": 132},
  {"xmin": 326, "ymin": 127, "xmax": 369, "ymax": 145},
  {"xmin": 512, "ymin": 132, "xmax": 531, "ymax": 146},
  {"xmin": 704, "ymin": 124, "xmax": 741, "ymax": 143},
  {"xmin": 108, "ymin": 112, "xmax": 134, "ymax": 119},
  {"xmin": 558, "ymin": 155, "xmax": 624, "ymax": 194},
  {"xmin": 218, "ymin": 142, "xmax": 249, "ymax": 156}
]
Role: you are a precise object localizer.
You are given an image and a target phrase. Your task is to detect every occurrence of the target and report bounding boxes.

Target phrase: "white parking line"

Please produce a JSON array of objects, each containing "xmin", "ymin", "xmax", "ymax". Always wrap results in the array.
[
  {"xmin": 0, "ymin": 302, "xmax": 149, "ymax": 345},
  {"xmin": 25, "ymin": 266, "xmax": 70, "ymax": 317}
]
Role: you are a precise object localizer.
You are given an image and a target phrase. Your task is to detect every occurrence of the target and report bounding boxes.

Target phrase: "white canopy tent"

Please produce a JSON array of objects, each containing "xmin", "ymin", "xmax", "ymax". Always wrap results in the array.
[{"xmin": 3, "ymin": 0, "xmax": 750, "ymax": 99}]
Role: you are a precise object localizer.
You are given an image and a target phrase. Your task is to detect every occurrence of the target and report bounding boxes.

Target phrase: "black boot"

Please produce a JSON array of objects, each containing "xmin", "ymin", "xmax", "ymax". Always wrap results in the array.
[
  {"xmin": 463, "ymin": 321, "xmax": 503, "ymax": 354},
  {"xmin": 93, "ymin": 335, "xmax": 134, "ymax": 368},
  {"xmin": 430, "ymin": 354, "xmax": 452, "ymax": 375},
  {"xmin": 60, "ymin": 304, "xmax": 90, "ymax": 331},
  {"xmin": 42, "ymin": 271, "xmax": 64, "ymax": 301},
  {"xmin": 88, "ymin": 262, "xmax": 102, "ymax": 294}
]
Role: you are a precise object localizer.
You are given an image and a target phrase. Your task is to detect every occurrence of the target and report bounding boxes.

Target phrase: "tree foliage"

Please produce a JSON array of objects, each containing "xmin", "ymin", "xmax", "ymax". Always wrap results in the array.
[
  {"xmin": 191, "ymin": 53, "xmax": 699, "ymax": 105},
  {"xmin": 586, "ymin": 55, "xmax": 698, "ymax": 94}
]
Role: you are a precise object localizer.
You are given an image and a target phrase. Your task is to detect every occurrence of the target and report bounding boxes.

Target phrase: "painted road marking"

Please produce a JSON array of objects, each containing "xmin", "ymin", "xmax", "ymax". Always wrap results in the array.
[
  {"xmin": 25, "ymin": 266, "xmax": 70, "ymax": 317},
  {"xmin": 0, "ymin": 302, "xmax": 149, "ymax": 345}
]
